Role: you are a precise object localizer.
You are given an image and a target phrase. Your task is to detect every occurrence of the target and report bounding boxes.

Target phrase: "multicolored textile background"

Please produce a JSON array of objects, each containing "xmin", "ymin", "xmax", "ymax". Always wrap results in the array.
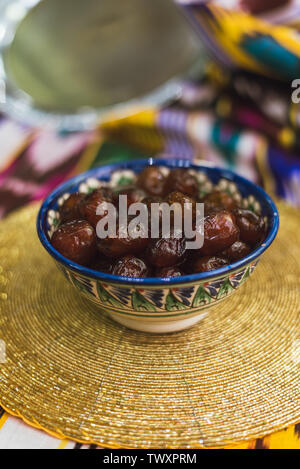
[
  {"xmin": 1, "ymin": 67, "xmax": 300, "ymax": 220},
  {"xmin": 1, "ymin": 0, "xmax": 300, "ymax": 449}
]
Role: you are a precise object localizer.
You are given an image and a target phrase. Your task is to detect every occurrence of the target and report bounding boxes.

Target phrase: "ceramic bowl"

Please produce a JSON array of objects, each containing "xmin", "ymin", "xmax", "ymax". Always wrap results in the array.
[{"xmin": 37, "ymin": 158, "xmax": 279, "ymax": 333}]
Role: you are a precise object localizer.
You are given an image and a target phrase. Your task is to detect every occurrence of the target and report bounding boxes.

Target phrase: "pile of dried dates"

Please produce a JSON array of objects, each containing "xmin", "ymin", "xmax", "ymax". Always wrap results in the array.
[{"xmin": 51, "ymin": 167, "xmax": 266, "ymax": 278}]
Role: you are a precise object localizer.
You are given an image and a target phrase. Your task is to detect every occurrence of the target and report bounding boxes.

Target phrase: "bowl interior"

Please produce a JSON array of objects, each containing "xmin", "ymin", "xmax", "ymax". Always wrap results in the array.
[{"xmin": 37, "ymin": 158, "xmax": 279, "ymax": 285}]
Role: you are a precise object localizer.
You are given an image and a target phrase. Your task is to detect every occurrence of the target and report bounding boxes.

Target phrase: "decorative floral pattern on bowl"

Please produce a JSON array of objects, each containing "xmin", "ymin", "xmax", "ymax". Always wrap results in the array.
[
  {"xmin": 37, "ymin": 159, "xmax": 279, "ymax": 333},
  {"xmin": 57, "ymin": 259, "xmax": 258, "ymax": 317}
]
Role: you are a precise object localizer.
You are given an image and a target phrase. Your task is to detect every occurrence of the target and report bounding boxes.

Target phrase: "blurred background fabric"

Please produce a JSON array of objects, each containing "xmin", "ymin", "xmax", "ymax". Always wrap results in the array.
[{"xmin": 1, "ymin": 62, "xmax": 300, "ymax": 217}]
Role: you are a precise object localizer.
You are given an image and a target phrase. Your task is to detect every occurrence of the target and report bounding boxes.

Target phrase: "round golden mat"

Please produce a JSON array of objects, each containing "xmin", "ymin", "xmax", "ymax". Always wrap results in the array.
[{"xmin": 0, "ymin": 202, "xmax": 299, "ymax": 448}]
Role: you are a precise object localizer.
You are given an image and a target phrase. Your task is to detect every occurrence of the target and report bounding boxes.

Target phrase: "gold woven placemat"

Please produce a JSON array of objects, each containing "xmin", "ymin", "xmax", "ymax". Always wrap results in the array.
[{"xmin": 0, "ymin": 202, "xmax": 299, "ymax": 448}]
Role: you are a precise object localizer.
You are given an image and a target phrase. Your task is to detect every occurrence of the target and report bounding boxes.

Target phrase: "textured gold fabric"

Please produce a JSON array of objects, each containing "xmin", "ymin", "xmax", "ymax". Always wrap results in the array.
[{"xmin": 0, "ymin": 202, "xmax": 299, "ymax": 448}]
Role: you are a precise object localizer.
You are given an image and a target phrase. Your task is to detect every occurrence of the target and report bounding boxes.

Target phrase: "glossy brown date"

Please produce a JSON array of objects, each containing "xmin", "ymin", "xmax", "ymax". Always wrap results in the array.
[
  {"xmin": 51, "ymin": 220, "xmax": 96, "ymax": 265},
  {"xmin": 146, "ymin": 233, "xmax": 186, "ymax": 267},
  {"xmin": 165, "ymin": 169, "xmax": 198, "ymax": 198},
  {"xmin": 222, "ymin": 240, "xmax": 251, "ymax": 262},
  {"xmin": 111, "ymin": 255, "xmax": 149, "ymax": 277},
  {"xmin": 59, "ymin": 192, "xmax": 86, "ymax": 223},
  {"xmin": 192, "ymin": 256, "xmax": 228, "ymax": 273},
  {"xmin": 97, "ymin": 221, "xmax": 149, "ymax": 258},
  {"xmin": 197, "ymin": 210, "xmax": 239, "ymax": 256},
  {"xmin": 202, "ymin": 191, "xmax": 237, "ymax": 213},
  {"xmin": 112, "ymin": 185, "xmax": 146, "ymax": 208},
  {"xmin": 137, "ymin": 166, "xmax": 167, "ymax": 196},
  {"xmin": 234, "ymin": 209, "xmax": 266, "ymax": 246},
  {"xmin": 79, "ymin": 188, "xmax": 113, "ymax": 228},
  {"xmin": 166, "ymin": 191, "xmax": 196, "ymax": 219},
  {"xmin": 155, "ymin": 266, "xmax": 184, "ymax": 277}
]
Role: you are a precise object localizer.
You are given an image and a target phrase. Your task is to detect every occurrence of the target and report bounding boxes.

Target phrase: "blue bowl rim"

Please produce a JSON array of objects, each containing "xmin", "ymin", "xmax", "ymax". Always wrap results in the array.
[{"xmin": 37, "ymin": 158, "xmax": 279, "ymax": 286}]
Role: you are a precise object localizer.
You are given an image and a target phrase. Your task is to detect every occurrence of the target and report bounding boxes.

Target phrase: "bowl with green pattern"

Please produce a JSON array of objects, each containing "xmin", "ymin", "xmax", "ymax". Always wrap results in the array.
[{"xmin": 37, "ymin": 158, "xmax": 279, "ymax": 333}]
